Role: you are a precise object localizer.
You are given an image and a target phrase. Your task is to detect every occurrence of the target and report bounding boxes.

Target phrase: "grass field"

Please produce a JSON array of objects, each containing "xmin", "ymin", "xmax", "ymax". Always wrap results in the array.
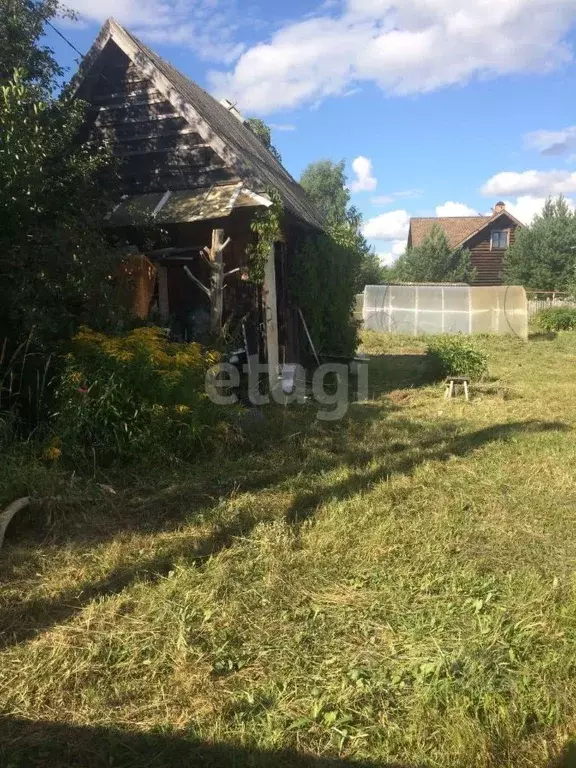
[{"xmin": 2, "ymin": 331, "xmax": 576, "ymax": 767}]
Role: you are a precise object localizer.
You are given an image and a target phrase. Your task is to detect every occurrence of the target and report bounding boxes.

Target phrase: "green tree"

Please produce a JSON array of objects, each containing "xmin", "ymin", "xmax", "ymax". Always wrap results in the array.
[
  {"xmin": 300, "ymin": 160, "xmax": 351, "ymax": 228},
  {"xmin": 504, "ymin": 196, "xmax": 576, "ymax": 290},
  {"xmin": 0, "ymin": 71, "xmax": 124, "ymax": 346},
  {"xmin": 393, "ymin": 224, "xmax": 475, "ymax": 283},
  {"xmin": 300, "ymin": 159, "xmax": 385, "ymax": 292},
  {"xmin": 0, "ymin": 0, "xmax": 72, "ymax": 92},
  {"xmin": 246, "ymin": 117, "xmax": 282, "ymax": 162}
]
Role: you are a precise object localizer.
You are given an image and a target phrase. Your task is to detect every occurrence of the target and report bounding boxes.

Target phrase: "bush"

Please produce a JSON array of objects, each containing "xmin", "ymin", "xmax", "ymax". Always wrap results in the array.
[
  {"xmin": 426, "ymin": 335, "xmax": 488, "ymax": 381},
  {"xmin": 290, "ymin": 231, "xmax": 361, "ymax": 359},
  {"xmin": 536, "ymin": 307, "xmax": 576, "ymax": 332},
  {"xmin": 53, "ymin": 327, "xmax": 227, "ymax": 466}
]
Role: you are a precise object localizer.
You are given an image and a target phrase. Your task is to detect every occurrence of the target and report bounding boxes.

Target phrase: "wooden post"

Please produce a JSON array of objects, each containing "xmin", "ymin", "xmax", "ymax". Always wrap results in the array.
[
  {"xmin": 210, "ymin": 229, "xmax": 225, "ymax": 336},
  {"xmin": 181, "ymin": 228, "xmax": 230, "ymax": 339},
  {"xmin": 264, "ymin": 244, "xmax": 280, "ymax": 387},
  {"xmin": 157, "ymin": 265, "xmax": 170, "ymax": 322}
]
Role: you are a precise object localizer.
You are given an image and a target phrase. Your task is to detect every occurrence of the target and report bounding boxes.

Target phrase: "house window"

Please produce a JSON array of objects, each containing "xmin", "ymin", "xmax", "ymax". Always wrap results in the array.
[{"xmin": 491, "ymin": 230, "xmax": 509, "ymax": 249}]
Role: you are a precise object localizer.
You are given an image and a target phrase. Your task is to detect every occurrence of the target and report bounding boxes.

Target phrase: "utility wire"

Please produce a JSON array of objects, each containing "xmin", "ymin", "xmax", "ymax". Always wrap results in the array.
[{"xmin": 45, "ymin": 19, "xmax": 85, "ymax": 60}]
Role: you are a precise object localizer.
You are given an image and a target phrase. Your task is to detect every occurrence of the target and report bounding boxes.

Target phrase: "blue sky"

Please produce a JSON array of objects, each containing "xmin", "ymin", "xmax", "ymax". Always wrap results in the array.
[{"xmin": 47, "ymin": 0, "xmax": 576, "ymax": 263}]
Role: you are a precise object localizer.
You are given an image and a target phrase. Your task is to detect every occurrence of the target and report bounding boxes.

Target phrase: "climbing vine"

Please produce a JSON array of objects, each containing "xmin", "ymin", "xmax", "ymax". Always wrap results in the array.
[{"xmin": 246, "ymin": 188, "xmax": 283, "ymax": 284}]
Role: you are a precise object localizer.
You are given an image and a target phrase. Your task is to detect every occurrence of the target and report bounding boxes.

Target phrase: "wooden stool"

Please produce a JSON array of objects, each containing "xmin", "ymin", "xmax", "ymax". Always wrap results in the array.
[{"xmin": 445, "ymin": 376, "xmax": 470, "ymax": 401}]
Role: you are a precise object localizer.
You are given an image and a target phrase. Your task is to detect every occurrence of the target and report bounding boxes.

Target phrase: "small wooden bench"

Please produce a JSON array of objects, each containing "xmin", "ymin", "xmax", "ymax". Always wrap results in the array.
[{"xmin": 445, "ymin": 376, "xmax": 470, "ymax": 401}]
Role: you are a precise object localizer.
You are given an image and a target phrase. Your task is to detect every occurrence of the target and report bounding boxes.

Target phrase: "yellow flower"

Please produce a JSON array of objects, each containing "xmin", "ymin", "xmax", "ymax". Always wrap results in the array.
[
  {"xmin": 43, "ymin": 446, "xmax": 62, "ymax": 461},
  {"xmin": 175, "ymin": 404, "xmax": 190, "ymax": 414}
]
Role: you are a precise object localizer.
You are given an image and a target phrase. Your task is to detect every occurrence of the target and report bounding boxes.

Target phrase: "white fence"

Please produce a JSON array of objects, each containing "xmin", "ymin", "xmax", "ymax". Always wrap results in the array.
[
  {"xmin": 526, "ymin": 292, "xmax": 576, "ymax": 320},
  {"xmin": 362, "ymin": 284, "xmax": 528, "ymax": 338}
]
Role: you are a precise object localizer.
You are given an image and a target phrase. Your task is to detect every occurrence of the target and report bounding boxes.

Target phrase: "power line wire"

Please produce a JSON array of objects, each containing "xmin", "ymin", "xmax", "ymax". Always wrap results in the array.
[{"xmin": 45, "ymin": 19, "xmax": 85, "ymax": 60}]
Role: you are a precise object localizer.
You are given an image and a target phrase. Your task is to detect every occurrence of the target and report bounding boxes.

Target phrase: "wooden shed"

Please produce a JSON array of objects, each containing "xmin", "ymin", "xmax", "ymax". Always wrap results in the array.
[{"xmin": 73, "ymin": 18, "xmax": 326, "ymax": 377}]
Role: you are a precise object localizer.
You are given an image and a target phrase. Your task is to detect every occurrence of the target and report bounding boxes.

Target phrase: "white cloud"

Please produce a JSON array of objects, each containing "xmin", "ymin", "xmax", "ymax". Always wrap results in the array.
[
  {"xmin": 378, "ymin": 240, "xmax": 406, "ymax": 266},
  {"xmin": 67, "ymin": 0, "xmax": 244, "ymax": 63},
  {"xmin": 481, "ymin": 170, "xmax": 576, "ymax": 197},
  {"xmin": 269, "ymin": 123, "xmax": 297, "ymax": 131},
  {"xmin": 435, "ymin": 201, "xmax": 478, "ymax": 217},
  {"xmin": 503, "ymin": 195, "xmax": 575, "ymax": 224},
  {"xmin": 350, "ymin": 156, "xmax": 377, "ymax": 193},
  {"xmin": 209, "ymin": 0, "xmax": 576, "ymax": 113},
  {"xmin": 503, "ymin": 196, "xmax": 547, "ymax": 224},
  {"xmin": 525, "ymin": 126, "xmax": 576, "ymax": 156},
  {"xmin": 363, "ymin": 209, "xmax": 410, "ymax": 241},
  {"xmin": 371, "ymin": 189, "xmax": 422, "ymax": 206}
]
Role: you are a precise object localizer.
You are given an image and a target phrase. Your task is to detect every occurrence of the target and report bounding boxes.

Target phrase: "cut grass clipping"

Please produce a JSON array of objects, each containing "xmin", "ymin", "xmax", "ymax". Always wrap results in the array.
[{"xmin": 2, "ymin": 332, "xmax": 576, "ymax": 768}]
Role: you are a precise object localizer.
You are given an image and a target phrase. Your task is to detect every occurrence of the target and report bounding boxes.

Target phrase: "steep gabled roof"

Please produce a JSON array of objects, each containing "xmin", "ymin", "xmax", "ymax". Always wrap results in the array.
[
  {"xmin": 74, "ymin": 19, "xmax": 325, "ymax": 231},
  {"xmin": 408, "ymin": 210, "xmax": 523, "ymax": 250}
]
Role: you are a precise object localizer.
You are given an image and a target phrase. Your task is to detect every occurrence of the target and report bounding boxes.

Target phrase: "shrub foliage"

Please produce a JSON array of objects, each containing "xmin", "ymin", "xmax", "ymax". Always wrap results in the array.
[
  {"xmin": 536, "ymin": 307, "xmax": 576, "ymax": 332},
  {"xmin": 290, "ymin": 229, "xmax": 361, "ymax": 359},
  {"xmin": 426, "ymin": 335, "xmax": 488, "ymax": 381},
  {"xmin": 53, "ymin": 327, "xmax": 225, "ymax": 465}
]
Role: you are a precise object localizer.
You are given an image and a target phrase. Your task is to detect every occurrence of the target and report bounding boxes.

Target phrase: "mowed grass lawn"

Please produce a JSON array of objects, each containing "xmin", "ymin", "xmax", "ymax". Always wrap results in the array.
[{"xmin": 2, "ymin": 331, "xmax": 576, "ymax": 768}]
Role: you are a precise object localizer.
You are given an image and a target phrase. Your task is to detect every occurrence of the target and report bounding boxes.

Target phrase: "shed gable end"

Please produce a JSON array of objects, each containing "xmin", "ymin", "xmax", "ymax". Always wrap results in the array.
[{"xmin": 77, "ymin": 39, "xmax": 235, "ymax": 195}]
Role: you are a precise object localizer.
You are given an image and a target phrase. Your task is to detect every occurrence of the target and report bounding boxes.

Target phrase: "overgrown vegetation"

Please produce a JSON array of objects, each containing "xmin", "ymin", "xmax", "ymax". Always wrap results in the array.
[
  {"xmin": 426, "ymin": 335, "xmax": 489, "ymax": 380},
  {"xmin": 0, "ymin": 0, "xmax": 131, "ymax": 435},
  {"xmin": 246, "ymin": 117, "xmax": 283, "ymax": 162},
  {"xmin": 0, "ymin": 70, "xmax": 125, "ymax": 349},
  {"xmin": 536, "ymin": 306, "xmax": 576, "ymax": 332},
  {"xmin": 2, "ymin": 333, "xmax": 576, "ymax": 767},
  {"xmin": 393, "ymin": 223, "xmax": 476, "ymax": 284},
  {"xmin": 290, "ymin": 231, "xmax": 361, "ymax": 358},
  {"xmin": 52, "ymin": 327, "xmax": 225, "ymax": 467},
  {"xmin": 246, "ymin": 188, "xmax": 283, "ymax": 284}
]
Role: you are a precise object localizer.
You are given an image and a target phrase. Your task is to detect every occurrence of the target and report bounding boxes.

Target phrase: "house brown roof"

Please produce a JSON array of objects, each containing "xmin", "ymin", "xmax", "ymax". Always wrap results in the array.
[
  {"xmin": 408, "ymin": 209, "xmax": 524, "ymax": 250},
  {"xmin": 409, "ymin": 216, "xmax": 490, "ymax": 249}
]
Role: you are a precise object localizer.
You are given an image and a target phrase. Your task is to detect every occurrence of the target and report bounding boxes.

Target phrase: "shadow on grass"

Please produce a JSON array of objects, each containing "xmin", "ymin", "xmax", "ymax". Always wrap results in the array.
[
  {"xmin": 0, "ymin": 407, "xmax": 568, "ymax": 650},
  {"xmin": 528, "ymin": 331, "xmax": 557, "ymax": 342},
  {"xmin": 365, "ymin": 354, "xmax": 431, "ymax": 397},
  {"xmin": 552, "ymin": 741, "xmax": 576, "ymax": 767},
  {"xmin": 284, "ymin": 419, "xmax": 568, "ymax": 524},
  {"xmin": 0, "ymin": 716, "xmax": 424, "ymax": 768}
]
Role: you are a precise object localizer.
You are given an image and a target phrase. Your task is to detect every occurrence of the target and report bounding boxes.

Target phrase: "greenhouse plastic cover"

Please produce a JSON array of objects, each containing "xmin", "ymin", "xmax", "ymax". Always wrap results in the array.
[{"xmin": 362, "ymin": 284, "xmax": 527, "ymax": 338}]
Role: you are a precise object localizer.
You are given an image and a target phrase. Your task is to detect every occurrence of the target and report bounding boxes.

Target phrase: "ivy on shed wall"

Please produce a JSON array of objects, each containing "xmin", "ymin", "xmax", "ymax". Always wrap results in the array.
[{"xmin": 246, "ymin": 189, "xmax": 283, "ymax": 284}]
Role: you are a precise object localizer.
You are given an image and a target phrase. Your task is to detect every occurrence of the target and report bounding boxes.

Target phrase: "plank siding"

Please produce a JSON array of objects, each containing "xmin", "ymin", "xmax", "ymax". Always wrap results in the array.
[
  {"xmin": 77, "ymin": 40, "xmax": 234, "ymax": 194},
  {"xmin": 466, "ymin": 215, "xmax": 519, "ymax": 286}
]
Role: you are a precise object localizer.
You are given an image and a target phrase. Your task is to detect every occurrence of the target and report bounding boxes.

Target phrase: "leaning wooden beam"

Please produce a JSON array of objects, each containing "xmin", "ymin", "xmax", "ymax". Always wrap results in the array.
[
  {"xmin": 183, "ymin": 266, "xmax": 211, "ymax": 298},
  {"xmin": 147, "ymin": 245, "xmax": 204, "ymax": 257},
  {"xmin": 0, "ymin": 497, "xmax": 30, "ymax": 550},
  {"xmin": 298, "ymin": 307, "xmax": 321, "ymax": 367}
]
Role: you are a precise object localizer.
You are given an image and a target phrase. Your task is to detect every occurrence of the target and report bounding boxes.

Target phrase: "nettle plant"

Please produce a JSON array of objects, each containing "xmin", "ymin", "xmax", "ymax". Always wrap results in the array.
[{"xmin": 426, "ymin": 335, "xmax": 488, "ymax": 381}]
